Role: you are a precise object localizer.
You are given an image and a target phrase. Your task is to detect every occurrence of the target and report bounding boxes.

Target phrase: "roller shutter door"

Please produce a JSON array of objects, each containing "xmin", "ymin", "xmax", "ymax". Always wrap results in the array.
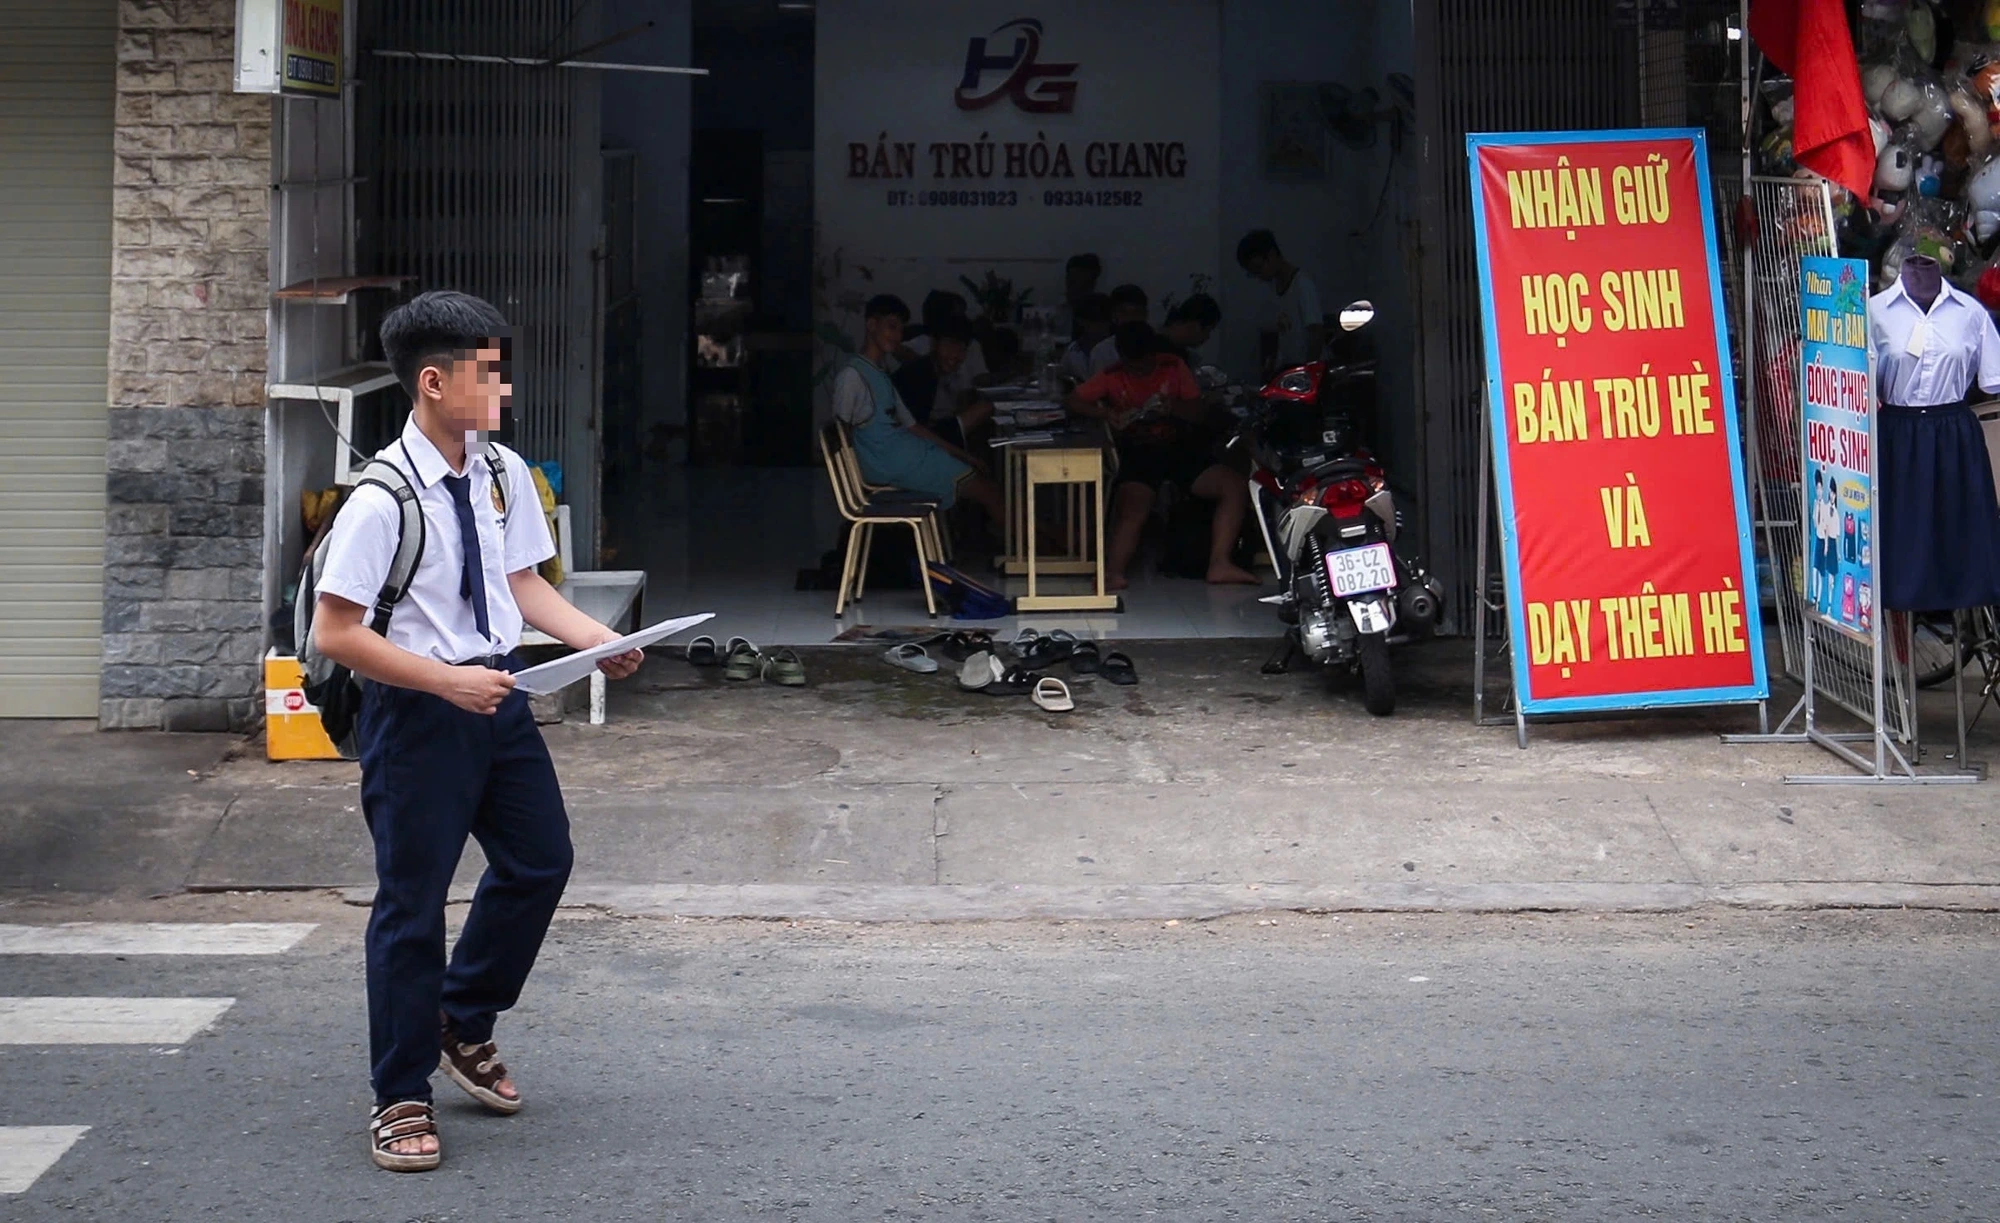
[{"xmin": 0, "ymin": 1, "xmax": 113, "ymax": 716}]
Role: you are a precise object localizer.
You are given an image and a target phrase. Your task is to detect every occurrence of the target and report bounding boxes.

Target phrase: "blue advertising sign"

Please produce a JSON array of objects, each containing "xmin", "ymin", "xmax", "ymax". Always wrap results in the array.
[{"xmin": 1798, "ymin": 256, "xmax": 1875, "ymax": 641}]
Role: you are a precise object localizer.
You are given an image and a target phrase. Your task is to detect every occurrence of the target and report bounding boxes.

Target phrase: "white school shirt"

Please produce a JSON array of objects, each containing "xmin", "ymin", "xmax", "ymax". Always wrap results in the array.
[
  {"xmin": 1088, "ymin": 334, "xmax": 1121, "ymax": 375},
  {"xmin": 1869, "ymin": 280, "xmax": 2000, "ymax": 407},
  {"xmin": 1274, "ymin": 270, "xmax": 1326, "ymax": 366},
  {"xmin": 1060, "ymin": 338, "xmax": 1096, "ymax": 384},
  {"xmin": 902, "ymin": 334, "xmax": 988, "ymax": 416},
  {"xmin": 316, "ymin": 415, "xmax": 556, "ymax": 663},
  {"xmin": 830, "ymin": 359, "xmax": 914, "ymax": 428}
]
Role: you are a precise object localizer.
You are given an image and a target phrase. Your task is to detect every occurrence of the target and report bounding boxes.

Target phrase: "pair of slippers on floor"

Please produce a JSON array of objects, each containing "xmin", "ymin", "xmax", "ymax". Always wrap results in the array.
[
  {"xmin": 685, "ymin": 635, "xmax": 806, "ymax": 686},
  {"xmin": 954, "ymin": 650, "xmax": 1076, "ymax": 712}
]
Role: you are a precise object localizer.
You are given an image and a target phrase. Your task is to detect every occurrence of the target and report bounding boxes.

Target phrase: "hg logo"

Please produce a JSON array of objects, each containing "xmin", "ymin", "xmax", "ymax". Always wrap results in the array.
[{"xmin": 955, "ymin": 18, "xmax": 1078, "ymax": 114}]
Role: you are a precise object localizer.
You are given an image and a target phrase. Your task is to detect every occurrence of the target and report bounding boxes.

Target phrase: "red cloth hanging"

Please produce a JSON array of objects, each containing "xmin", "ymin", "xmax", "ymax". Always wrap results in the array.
[{"xmin": 1750, "ymin": 0, "xmax": 1876, "ymax": 203}]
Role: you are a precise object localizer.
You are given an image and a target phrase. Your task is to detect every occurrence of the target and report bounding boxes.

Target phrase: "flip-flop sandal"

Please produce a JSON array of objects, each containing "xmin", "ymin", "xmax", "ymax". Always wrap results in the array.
[
  {"xmin": 369, "ymin": 1100, "xmax": 441, "ymax": 1173},
  {"xmin": 686, "ymin": 635, "xmax": 719, "ymax": 666},
  {"xmin": 958, "ymin": 650, "xmax": 1001, "ymax": 691},
  {"xmin": 1010, "ymin": 626, "xmax": 1042, "ymax": 653},
  {"xmin": 941, "ymin": 630, "xmax": 994, "ymax": 662},
  {"xmin": 1032, "ymin": 677, "xmax": 1075, "ymax": 712},
  {"xmin": 1100, "ymin": 652, "xmax": 1139, "ymax": 686},
  {"xmin": 1069, "ymin": 641, "xmax": 1102, "ymax": 675},
  {"xmin": 763, "ymin": 649, "xmax": 808, "ymax": 687},
  {"xmin": 885, "ymin": 643, "xmax": 938, "ymax": 674},
  {"xmin": 1017, "ymin": 634, "xmax": 1076, "ymax": 670},
  {"xmin": 723, "ymin": 640, "xmax": 764, "ymax": 682},
  {"xmin": 984, "ymin": 666, "xmax": 1043, "ymax": 696}
]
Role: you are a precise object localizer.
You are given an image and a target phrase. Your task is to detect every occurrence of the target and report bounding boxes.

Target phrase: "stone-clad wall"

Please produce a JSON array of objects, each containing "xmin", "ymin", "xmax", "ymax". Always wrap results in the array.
[{"xmin": 101, "ymin": 0, "xmax": 273, "ymax": 731}]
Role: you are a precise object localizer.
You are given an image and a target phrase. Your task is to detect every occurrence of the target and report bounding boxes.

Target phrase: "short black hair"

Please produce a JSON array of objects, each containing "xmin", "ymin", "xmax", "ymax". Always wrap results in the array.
[
  {"xmin": 1166, "ymin": 293, "xmax": 1222, "ymax": 330},
  {"xmin": 1113, "ymin": 320, "xmax": 1157, "ymax": 363},
  {"xmin": 1073, "ymin": 292, "xmax": 1113, "ymax": 324},
  {"xmin": 1236, "ymin": 229, "xmax": 1281, "ymax": 267},
  {"xmin": 865, "ymin": 294, "xmax": 910, "ymax": 322},
  {"xmin": 1066, "ymin": 253, "xmax": 1102, "ymax": 276},
  {"xmin": 379, "ymin": 290, "xmax": 510, "ymax": 396},
  {"xmin": 921, "ymin": 289, "xmax": 968, "ymax": 329},
  {"xmin": 929, "ymin": 315, "xmax": 974, "ymax": 347},
  {"xmin": 1108, "ymin": 283, "xmax": 1148, "ymax": 311}
]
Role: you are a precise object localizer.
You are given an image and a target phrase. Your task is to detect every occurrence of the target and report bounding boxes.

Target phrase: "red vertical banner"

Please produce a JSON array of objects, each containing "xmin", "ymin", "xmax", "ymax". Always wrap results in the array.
[{"xmin": 1467, "ymin": 130, "xmax": 1768, "ymax": 714}]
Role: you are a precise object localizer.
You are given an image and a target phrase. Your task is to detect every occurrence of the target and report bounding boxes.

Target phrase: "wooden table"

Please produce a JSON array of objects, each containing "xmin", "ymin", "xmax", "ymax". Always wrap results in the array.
[{"xmin": 998, "ymin": 434, "xmax": 1121, "ymax": 614}]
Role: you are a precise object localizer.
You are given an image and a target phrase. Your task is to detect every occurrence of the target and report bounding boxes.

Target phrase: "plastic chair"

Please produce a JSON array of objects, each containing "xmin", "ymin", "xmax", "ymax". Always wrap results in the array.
[{"xmin": 818, "ymin": 423, "xmax": 943, "ymax": 617}]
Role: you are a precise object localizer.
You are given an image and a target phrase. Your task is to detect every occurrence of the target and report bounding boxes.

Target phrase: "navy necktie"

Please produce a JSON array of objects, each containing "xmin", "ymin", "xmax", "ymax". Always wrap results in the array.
[{"xmin": 441, "ymin": 473, "xmax": 491, "ymax": 642}]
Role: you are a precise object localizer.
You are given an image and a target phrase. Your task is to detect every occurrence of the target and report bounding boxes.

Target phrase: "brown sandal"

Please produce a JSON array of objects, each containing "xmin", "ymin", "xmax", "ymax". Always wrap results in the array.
[
  {"xmin": 440, "ymin": 1014, "xmax": 523, "ymax": 1115},
  {"xmin": 369, "ymin": 1100, "xmax": 441, "ymax": 1172}
]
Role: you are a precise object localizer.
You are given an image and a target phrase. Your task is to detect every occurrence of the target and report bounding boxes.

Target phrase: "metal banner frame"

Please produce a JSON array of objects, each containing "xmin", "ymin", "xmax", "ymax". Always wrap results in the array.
[
  {"xmin": 1724, "ymin": 255, "xmax": 1979, "ymax": 785},
  {"xmin": 1466, "ymin": 128, "xmax": 1770, "ymax": 743}
]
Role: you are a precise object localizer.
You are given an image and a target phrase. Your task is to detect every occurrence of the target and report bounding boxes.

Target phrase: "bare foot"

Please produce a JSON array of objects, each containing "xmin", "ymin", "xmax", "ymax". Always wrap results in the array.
[
  {"xmin": 1207, "ymin": 562, "xmax": 1262, "ymax": 586},
  {"xmin": 1107, "ymin": 573, "xmax": 1131, "ymax": 592},
  {"xmin": 388, "ymin": 1132, "xmax": 440, "ymax": 1158}
]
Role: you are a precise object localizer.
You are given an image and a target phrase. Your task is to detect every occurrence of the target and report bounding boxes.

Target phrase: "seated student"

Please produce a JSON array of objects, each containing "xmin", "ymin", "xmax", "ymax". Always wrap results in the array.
[
  {"xmin": 1087, "ymin": 284, "xmax": 1150, "ymax": 375},
  {"xmin": 900, "ymin": 290, "xmax": 991, "ymax": 392},
  {"xmin": 834, "ymin": 295, "xmax": 1005, "ymax": 531},
  {"xmin": 1060, "ymin": 293, "xmax": 1114, "ymax": 385},
  {"xmin": 890, "ymin": 316, "xmax": 994, "ymax": 449},
  {"xmin": 1065, "ymin": 321, "xmax": 1262, "ymax": 591},
  {"xmin": 1158, "ymin": 293, "xmax": 1222, "ymax": 368}
]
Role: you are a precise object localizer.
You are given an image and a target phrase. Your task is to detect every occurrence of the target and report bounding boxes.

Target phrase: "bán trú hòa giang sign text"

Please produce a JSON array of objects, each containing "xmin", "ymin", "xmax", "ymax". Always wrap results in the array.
[{"xmin": 1467, "ymin": 129, "xmax": 1768, "ymax": 715}]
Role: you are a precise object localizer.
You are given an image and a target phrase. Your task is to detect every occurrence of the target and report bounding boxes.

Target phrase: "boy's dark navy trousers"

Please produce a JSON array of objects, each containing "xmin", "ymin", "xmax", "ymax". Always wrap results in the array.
[{"xmin": 356, "ymin": 666, "xmax": 572, "ymax": 1105}]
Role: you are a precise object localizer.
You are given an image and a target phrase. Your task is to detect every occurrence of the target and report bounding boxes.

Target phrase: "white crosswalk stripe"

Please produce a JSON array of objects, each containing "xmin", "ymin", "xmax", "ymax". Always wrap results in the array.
[
  {"xmin": 0, "ymin": 922, "xmax": 309, "ymax": 1193},
  {"xmin": 0, "ymin": 1127, "xmax": 90, "ymax": 1195},
  {"xmin": 0, "ymin": 923, "xmax": 316, "ymax": 956},
  {"xmin": 0, "ymin": 997, "xmax": 237, "ymax": 1045}
]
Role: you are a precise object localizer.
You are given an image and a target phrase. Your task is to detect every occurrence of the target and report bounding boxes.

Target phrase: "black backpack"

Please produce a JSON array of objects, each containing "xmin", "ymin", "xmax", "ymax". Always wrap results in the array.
[{"xmin": 292, "ymin": 446, "xmax": 507, "ymax": 757}]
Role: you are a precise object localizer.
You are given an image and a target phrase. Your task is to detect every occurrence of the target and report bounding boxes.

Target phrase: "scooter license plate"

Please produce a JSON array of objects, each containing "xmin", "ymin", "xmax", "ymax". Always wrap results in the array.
[{"xmin": 1325, "ymin": 542, "xmax": 1397, "ymax": 598}]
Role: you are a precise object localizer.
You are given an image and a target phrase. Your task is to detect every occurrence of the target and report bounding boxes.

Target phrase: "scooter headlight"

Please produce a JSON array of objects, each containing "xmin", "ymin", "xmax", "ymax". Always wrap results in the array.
[{"xmin": 1277, "ymin": 371, "xmax": 1314, "ymax": 395}]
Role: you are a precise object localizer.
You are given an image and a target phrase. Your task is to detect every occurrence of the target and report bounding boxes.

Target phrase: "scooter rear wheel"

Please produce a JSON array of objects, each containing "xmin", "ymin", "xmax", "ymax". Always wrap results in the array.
[{"xmin": 1358, "ymin": 633, "xmax": 1395, "ymax": 716}]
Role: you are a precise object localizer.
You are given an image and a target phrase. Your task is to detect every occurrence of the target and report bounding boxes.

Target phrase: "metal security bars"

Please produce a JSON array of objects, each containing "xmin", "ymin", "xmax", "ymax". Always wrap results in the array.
[
  {"xmin": 1744, "ymin": 176, "xmax": 1914, "ymax": 742},
  {"xmin": 1411, "ymin": 0, "xmax": 1637, "ymax": 635},
  {"xmin": 356, "ymin": 0, "xmax": 604, "ymax": 563}
]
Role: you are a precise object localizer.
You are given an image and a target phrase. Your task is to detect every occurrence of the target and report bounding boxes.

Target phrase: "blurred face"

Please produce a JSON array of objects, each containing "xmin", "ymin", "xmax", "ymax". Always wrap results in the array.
[
  {"xmin": 1243, "ymin": 253, "xmax": 1280, "ymax": 283},
  {"xmin": 1066, "ymin": 266, "xmax": 1098, "ymax": 301},
  {"xmin": 1169, "ymin": 320, "xmax": 1214, "ymax": 348},
  {"xmin": 1079, "ymin": 316, "xmax": 1113, "ymax": 344},
  {"xmin": 1111, "ymin": 301, "xmax": 1146, "ymax": 327},
  {"xmin": 934, "ymin": 336, "xmax": 968, "ymax": 377},
  {"xmin": 866, "ymin": 313, "xmax": 905, "ymax": 352},
  {"xmin": 419, "ymin": 342, "xmax": 511, "ymax": 432}
]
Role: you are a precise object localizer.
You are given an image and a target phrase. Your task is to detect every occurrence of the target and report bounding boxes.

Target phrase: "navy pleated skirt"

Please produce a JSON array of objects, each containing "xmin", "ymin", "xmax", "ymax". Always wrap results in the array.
[{"xmin": 1879, "ymin": 403, "xmax": 2000, "ymax": 611}]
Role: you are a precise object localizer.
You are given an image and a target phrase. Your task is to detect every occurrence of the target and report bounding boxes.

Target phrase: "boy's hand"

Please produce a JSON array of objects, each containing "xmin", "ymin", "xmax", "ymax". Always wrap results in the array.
[
  {"xmin": 440, "ymin": 665, "xmax": 517, "ymax": 715},
  {"xmin": 580, "ymin": 626, "xmax": 644, "ymax": 679}
]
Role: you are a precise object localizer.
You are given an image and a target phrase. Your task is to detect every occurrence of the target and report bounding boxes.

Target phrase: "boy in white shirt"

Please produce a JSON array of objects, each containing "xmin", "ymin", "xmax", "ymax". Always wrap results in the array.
[
  {"xmin": 313, "ymin": 291, "xmax": 643, "ymax": 1173},
  {"xmin": 1236, "ymin": 228, "xmax": 1326, "ymax": 375}
]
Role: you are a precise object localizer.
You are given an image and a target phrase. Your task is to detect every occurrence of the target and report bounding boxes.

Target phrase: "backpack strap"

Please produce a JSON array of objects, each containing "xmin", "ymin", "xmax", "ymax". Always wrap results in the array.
[
  {"xmin": 352, "ymin": 456, "xmax": 426, "ymax": 636},
  {"xmin": 483, "ymin": 443, "xmax": 508, "ymax": 516}
]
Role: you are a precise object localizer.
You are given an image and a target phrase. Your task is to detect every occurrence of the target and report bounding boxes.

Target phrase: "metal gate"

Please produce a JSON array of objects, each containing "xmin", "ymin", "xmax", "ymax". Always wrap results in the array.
[
  {"xmin": 356, "ymin": 0, "xmax": 603, "ymax": 563},
  {"xmin": 1411, "ymin": 0, "xmax": 1639, "ymax": 633}
]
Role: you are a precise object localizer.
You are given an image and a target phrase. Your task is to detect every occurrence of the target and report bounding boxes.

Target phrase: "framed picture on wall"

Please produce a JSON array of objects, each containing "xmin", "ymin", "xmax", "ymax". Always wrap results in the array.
[{"xmin": 1259, "ymin": 82, "xmax": 1326, "ymax": 181}]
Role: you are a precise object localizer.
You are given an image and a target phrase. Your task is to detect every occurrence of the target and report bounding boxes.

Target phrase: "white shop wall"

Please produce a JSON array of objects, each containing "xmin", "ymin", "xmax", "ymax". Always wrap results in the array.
[
  {"xmin": 813, "ymin": 0, "xmax": 1415, "ymax": 426},
  {"xmin": 814, "ymin": 0, "xmax": 1224, "ymax": 363}
]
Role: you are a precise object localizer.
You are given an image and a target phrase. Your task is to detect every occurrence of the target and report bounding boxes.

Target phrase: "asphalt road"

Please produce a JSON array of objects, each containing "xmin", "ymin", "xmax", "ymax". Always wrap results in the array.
[{"xmin": 3, "ymin": 900, "xmax": 1996, "ymax": 1221}]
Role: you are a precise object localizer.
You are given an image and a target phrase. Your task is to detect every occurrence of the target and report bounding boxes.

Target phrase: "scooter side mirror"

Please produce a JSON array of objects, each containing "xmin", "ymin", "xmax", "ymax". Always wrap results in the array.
[{"xmin": 1338, "ymin": 300, "xmax": 1375, "ymax": 331}]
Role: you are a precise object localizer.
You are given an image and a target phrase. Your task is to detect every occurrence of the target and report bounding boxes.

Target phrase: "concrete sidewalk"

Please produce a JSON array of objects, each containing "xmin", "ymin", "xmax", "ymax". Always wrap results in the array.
[{"xmin": 5, "ymin": 639, "xmax": 1998, "ymax": 918}]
